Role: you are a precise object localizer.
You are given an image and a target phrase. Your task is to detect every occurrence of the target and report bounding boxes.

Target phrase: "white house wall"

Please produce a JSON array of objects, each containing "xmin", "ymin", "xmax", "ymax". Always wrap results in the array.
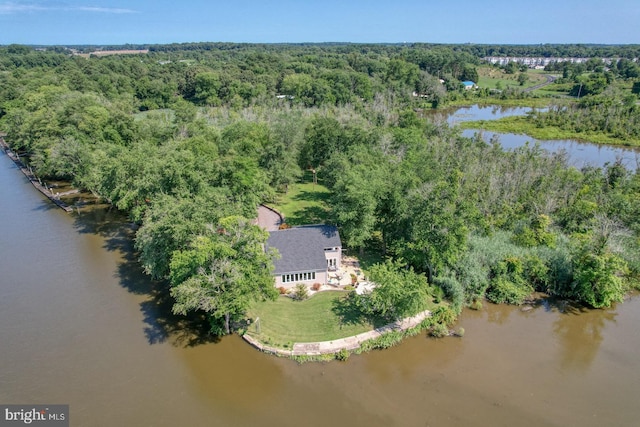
[
  {"xmin": 274, "ymin": 271, "xmax": 328, "ymax": 289},
  {"xmin": 324, "ymin": 248, "xmax": 342, "ymax": 271}
]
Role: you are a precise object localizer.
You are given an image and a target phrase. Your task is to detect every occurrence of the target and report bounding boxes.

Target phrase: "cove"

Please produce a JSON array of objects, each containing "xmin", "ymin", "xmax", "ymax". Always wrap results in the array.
[{"xmin": 432, "ymin": 104, "xmax": 640, "ymax": 170}]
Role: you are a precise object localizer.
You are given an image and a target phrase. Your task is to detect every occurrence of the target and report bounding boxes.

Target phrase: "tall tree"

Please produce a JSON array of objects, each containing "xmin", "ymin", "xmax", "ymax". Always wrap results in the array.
[{"xmin": 169, "ymin": 216, "xmax": 278, "ymax": 334}]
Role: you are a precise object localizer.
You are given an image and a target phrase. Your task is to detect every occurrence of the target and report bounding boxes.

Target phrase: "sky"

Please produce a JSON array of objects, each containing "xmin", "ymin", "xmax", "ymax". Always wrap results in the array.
[{"xmin": 1, "ymin": 0, "xmax": 639, "ymax": 46}]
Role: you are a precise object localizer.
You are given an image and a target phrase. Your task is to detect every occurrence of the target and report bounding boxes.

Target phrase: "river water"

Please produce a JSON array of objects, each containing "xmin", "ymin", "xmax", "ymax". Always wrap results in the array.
[
  {"xmin": 2, "ymin": 147, "xmax": 640, "ymax": 426},
  {"xmin": 436, "ymin": 105, "xmax": 640, "ymax": 170}
]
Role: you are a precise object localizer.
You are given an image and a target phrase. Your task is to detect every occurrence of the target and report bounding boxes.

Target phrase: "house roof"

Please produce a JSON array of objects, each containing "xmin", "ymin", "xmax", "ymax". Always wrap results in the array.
[
  {"xmin": 266, "ymin": 225, "xmax": 341, "ymax": 275},
  {"xmin": 462, "ymin": 81, "xmax": 476, "ymax": 86}
]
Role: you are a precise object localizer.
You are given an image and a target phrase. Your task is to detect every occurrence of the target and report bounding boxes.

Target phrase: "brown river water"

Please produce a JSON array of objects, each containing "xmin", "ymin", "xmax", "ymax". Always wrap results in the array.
[{"xmin": 1, "ymin": 151, "xmax": 640, "ymax": 426}]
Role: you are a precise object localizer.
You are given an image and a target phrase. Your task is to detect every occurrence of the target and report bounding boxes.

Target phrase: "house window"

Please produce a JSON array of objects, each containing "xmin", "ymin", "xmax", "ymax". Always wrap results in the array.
[{"xmin": 281, "ymin": 271, "xmax": 316, "ymax": 283}]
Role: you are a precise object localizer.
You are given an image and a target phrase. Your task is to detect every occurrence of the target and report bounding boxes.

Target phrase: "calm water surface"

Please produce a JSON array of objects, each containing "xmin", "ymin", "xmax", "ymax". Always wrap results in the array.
[
  {"xmin": 434, "ymin": 105, "xmax": 640, "ymax": 170},
  {"xmin": 1, "ymin": 152, "xmax": 640, "ymax": 426}
]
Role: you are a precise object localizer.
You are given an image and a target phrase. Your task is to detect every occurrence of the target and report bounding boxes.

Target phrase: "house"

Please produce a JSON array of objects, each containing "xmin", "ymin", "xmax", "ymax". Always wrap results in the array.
[
  {"xmin": 266, "ymin": 225, "xmax": 342, "ymax": 288},
  {"xmin": 462, "ymin": 81, "xmax": 477, "ymax": 90}
]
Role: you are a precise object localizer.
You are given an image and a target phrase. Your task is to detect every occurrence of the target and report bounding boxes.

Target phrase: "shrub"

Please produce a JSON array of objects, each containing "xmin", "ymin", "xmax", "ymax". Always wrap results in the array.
[
  {"xmin": 487, "ymin": 277, "xmax": 531, "ymax": 305},
  {"xmin": 469, "ymin": 299, "xmax": 483, "ymax": 310},
  {"xmin": 430, "ymin": 285, "xmax": 444, "ymax": 303},
  {"xmin": 311, "ymin": 282, "xmax": 322, "ymax": 291},
  {"xmin": 433, "ymin": 276, "xmax": 464, "ymax": 313},
  {"xmin": 431, "ymin": 306, "xmax": 457, "ymax": 326},
  {"xmin": 335, "ymin": 349, "xmax": 350, "ymax": 361},
  {"xmin": 278, "ymin": 286, "xmax": 287, "ymax": 295},
  {"xmin": 291, "ymin": 283, "xmax": 309, "ymax": 301},
  {"xmin": 430, "ymin": 323, "xmax": 449, "ymax": 338}
]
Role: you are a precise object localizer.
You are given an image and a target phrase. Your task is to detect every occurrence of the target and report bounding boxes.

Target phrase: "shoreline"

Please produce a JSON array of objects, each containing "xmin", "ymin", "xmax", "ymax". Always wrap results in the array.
[
  {"xmin": 0, "ymin": 136, "xmax": 75, "ymax": 213},
  {"xmin": 242, "ymin": 309, "xmax": 432, "ymax": 359}
]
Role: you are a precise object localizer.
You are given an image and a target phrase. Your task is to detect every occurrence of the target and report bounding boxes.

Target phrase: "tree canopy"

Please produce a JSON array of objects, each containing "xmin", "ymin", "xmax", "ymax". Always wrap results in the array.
[{"xmin": 1, "ymin": 42, "xmax": 639, "ymax": 336}]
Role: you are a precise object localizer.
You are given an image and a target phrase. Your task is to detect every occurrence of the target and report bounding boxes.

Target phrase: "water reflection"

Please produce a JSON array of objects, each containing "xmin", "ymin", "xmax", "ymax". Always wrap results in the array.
[
  {"xmin": 484, "ymin": 302, "xmax": 514, "ymax": 325},
  {"xmin": 551, "ymin": 301, "xmax": 617, "ymax": 372},
  {"xmin": 463, "ymin": 129, "xmax": 640, "ymax": 170},
  {"xmin": 425, "ymin": 104, "xmax": 640, "ymax": 170},
  {"xmin": 72, "ymin": 203, "xmax": 219, "ymax": 348}
]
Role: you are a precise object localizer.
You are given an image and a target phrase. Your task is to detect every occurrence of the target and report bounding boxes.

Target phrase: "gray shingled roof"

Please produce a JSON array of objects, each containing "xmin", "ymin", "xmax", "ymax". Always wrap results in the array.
[{"xmin": 266, "ymin": 225, "xmax": 341, "ymax": 275}]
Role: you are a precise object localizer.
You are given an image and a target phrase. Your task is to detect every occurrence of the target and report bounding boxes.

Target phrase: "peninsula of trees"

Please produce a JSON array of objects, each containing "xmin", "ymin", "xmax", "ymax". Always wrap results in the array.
[{"xmin": 1, "ymin": 42, "xmax": 639, "ymax": 335}]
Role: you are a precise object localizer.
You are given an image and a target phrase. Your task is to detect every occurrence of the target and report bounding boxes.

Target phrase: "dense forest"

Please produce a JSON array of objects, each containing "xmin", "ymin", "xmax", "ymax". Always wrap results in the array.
[{"xmin": 1, "ymin": 43, "xmax": 639, "ymax": 334}]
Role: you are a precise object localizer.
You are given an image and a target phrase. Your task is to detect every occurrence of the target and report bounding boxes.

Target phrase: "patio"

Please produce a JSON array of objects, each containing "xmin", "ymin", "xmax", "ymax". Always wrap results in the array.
[
  {"xmin": 327, "ymin": 256, "xmax": 374, "ymax": 293},
  {"xmin": 298, "ymin": 256, "xmax": 376, "ymax": 298}
]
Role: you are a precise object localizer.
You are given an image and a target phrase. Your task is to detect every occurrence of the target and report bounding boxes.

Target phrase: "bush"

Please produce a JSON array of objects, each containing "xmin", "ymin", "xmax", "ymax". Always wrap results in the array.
[
  {"xmin": 291, "ymin": 283, "xmax": 309, "ymax": 301},
  {"xmin": 278, "ymin": 286, "xmax": 287, "ymax": 295},
  {"xmin": 430, "ymin": 323, "xmax": 449, "ymax": 338},
  {"xmin": 430, "ymin": 285, "xmax": 444, "ymax": 303},
  {"xmin": 469, "ymin": 299, "xmax": 483, "ymax": 310},
  {"xmin": 311, "ymin": 282, "xmax": 322, "ymax": 291},
  {"xmin": 335, "ymin": 349, "xmax": 350, "ymax": 361},
  {"xmin": 433, "ymin": 276, "xmax": 464, "ymax": 313},
  {"xmin": 487, "ymin": 277, "xmax": 531, "ymax": 304},
  {"xmin": 431, "ymin": 306, "xmax": 457, "ymax": 326}
]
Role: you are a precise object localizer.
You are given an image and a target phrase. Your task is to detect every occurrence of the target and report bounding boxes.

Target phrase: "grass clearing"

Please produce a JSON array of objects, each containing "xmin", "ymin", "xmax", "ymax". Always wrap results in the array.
[
  {"xmin": 246, "ymin": 290, "xmax": 441, "ymax": 349},
  {"xmin": 477, "ymin": 66, "xmax": 546, "ymax": 90},
  {"xmin": 269, "ymin": 170, "xmax": 331, "ymax": 226},
  {"xmin": 246, "ymin": 291, "xmax": 374, "ymax": 347}
]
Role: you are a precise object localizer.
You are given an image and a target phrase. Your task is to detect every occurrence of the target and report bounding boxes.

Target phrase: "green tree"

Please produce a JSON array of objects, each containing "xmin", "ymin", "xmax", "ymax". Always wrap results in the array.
[
  {"xmin": 401, "ymin": 175, "xmax": 469, "ymax": 279},
  {"xmin": 517, "ymin": 72, "xmax": 529, "ymax": 86},
  {"xmin": 193, "ymin": 72, "xmax": 221, "ymax": 105},
  {"xmin": 135, "ymin": 190, "xmax": 238, "ymax": 280},
  {"xmin": 169, "ymin": 216, "xmax": 278, "ymax": 334},
  {"xmin": 570, "ymin": 244, "xmax": 627, "ymax": 308},
  {"xmin": 357, "ymin": 260, "xmax": 430, "ymax": 321},
  {"xmin": 328, "ymin": 145, "xmax": 387, "ymax": 253}
]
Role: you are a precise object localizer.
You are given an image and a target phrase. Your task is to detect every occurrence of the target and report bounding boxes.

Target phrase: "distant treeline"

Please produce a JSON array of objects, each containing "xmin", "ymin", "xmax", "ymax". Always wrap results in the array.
[{"xmin": 13, "ymin": 41, "xmax": 640, "ymax": 58}]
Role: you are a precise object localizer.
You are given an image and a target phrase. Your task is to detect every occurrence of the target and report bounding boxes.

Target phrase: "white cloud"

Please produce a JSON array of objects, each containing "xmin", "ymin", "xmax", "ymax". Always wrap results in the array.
[
  {"xmin": 0, "ymin": 2, "xmax": 137, "ymax": 14},
  {"xmin": 75, "ymin": 6, "xmax": 136, "ymax": 14},
  {"xmin": 0, "ymin": 3, "xmax": 47, "ymax": 13}
]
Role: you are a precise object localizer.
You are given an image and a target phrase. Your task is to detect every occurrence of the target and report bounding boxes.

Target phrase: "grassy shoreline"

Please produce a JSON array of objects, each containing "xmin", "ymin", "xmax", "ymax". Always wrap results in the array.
[
  {"xmin": 459, "ymin": 116, "xmax": 640, "ymax": 148},
  {"xmin": 245, "ymin": 291, "xmax": 375, "ymax": 348}
]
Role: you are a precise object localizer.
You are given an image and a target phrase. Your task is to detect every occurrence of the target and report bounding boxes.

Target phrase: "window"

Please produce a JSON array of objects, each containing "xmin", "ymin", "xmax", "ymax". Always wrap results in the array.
[{"xmin": 281, "ymin": 271, "xmax": 316, "ymax": 283}]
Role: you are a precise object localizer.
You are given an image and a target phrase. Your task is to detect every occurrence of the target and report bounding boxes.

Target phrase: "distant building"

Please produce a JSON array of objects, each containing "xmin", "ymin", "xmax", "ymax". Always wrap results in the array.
[
  {"xmin": 462, "ymin": 81, "xmax": 477, "ymax": 90},
  {"xmin": 266, "ymin": 225, "xmax": 342, "ymax": 288}
]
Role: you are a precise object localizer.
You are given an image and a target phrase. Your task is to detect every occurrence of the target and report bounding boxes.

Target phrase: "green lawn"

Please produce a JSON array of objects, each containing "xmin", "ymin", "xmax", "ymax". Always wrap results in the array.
[
  {"xmin": 269, "ymin": 171, "xmax": 331, "ymax": 226},
  {"xmin": 246, "ymin": 291, "xmax": 375, "ymax": 347},
  {"xmin": 246, "ymin": 289, "xmax": 441, "ymax": 348}
]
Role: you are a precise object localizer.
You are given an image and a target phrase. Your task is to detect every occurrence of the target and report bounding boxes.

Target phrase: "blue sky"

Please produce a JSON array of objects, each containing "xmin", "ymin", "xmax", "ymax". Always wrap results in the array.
[{"xmin": 1, "ymin": 0, "xmax": 639, "ymax": 45}]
